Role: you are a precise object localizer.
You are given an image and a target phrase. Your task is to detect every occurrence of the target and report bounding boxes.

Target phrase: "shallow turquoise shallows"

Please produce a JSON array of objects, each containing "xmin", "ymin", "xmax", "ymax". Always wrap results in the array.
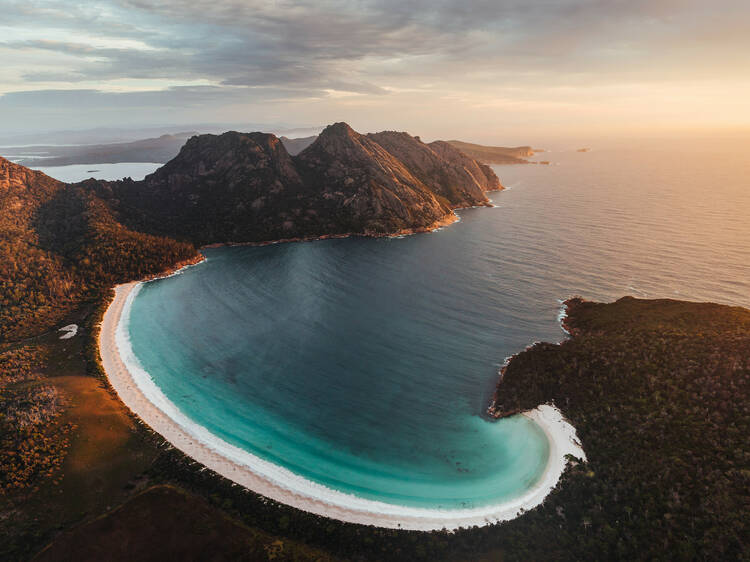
[{"xmin": 126, "ymin": 147, "xmax": 750, "ymax": 510}]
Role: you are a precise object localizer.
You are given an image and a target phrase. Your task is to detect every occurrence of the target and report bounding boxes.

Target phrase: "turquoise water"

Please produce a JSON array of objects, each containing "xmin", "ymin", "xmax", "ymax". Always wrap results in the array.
[{"xmin": 127, "ymin": 146, "xmax": 750, "ymax": 510}]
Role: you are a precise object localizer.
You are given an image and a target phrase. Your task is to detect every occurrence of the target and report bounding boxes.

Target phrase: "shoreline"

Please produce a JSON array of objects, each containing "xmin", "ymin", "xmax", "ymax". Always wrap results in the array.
[
  {"xmin": 197, "ymin": 186, "xmax": 504, "ymax": 251},
  {"xmin": 199, "ymin": 208, "xmax": 463, "ymax": 250},
  {"xmin": 99, "ymin": 281, "xmax": 586, "ymax": 531}
]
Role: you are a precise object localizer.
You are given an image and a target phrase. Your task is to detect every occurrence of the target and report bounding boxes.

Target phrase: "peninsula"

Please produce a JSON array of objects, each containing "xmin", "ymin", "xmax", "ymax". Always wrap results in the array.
[{"xmin": 1, "ymin": 124, "xmax": 748, "ymax": 561}]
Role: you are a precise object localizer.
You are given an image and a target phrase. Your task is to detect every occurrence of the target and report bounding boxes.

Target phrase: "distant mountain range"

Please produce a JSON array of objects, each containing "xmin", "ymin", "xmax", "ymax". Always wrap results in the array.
[
  {"xmin": 10, "ymin": 133, "xmax": 196, "ymax": 167},
  {"xmin": 6, "ymin": 129, "xmax": 535, "ymax": 168}
]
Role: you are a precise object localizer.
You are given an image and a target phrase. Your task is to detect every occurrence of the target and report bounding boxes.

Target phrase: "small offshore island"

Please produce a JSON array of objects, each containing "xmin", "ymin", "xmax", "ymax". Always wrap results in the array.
[{"xmin": 1, "ymin": 125, "xmax": 748, "ymax": 560}]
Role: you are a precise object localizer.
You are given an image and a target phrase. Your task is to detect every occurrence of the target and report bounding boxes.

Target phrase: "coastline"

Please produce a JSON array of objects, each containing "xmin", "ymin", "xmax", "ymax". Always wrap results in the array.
[
  {"xmin": 99, "ymin": 281, "xmax": 586, "ymax": 531},
  {"xmin": 197, "ymin": 183, "xmax": 504, "ymax": 251}
]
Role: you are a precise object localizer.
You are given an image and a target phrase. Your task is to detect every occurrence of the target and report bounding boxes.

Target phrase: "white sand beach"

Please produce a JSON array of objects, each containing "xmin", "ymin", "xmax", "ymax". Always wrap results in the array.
[{"xmin": 100, "ymin": 281, "xmax": 586, "ymax": 531}]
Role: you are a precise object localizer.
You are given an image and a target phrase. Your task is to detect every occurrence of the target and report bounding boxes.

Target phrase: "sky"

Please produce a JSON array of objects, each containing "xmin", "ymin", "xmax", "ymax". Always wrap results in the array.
[{"xmin": 1, "ymin": 0, "xmax": 749, "ymax": 144}]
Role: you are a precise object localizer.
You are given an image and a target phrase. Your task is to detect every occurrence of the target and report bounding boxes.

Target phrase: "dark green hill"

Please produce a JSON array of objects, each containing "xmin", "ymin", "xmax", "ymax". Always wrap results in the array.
[
  {"xmin": 0, "ymin": 157, "xmax": 196, "ymax": 341},
  {"xmin": 487, "ymin": 296, "xmax": 750, "ymax": 560}
]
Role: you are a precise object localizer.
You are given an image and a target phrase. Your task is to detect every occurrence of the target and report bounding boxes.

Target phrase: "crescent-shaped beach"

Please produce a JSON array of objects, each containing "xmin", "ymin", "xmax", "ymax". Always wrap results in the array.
[{"xmin": 99, "ymin": 280, "xmax": 586, "ymax": 531}]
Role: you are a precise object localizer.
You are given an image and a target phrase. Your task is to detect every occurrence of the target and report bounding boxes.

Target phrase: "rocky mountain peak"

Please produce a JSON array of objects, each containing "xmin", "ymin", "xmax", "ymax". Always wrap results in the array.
[{"xmin": 0, "ymin": 155, "xmax": 62, "ymax": 196}]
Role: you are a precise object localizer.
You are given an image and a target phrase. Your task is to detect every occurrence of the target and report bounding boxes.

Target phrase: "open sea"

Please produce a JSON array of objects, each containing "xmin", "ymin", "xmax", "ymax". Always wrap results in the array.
[{"xmin": 123, "ymin": 145, "xmax": 750, "ymax": 512}]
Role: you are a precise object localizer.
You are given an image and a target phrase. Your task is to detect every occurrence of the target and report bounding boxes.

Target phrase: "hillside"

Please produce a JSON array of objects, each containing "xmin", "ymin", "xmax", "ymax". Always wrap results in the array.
[
  {"xmin": 281, "ymin": 134, "xmax": 535, "ymax": 166},
  {"xmin": 487, "ymin": 297, "xmax": 750, "ymax": 560},
  {"xmin": 0, "ymin": 156, "xmax": 197, "ymax": 342},
  {"xmin": 368, "ymin": 131, "xmax": 500, "ymax": 208},
  {"xmin": 0, "ymin": 156, "xmax": 196, "ymax": 547},
  {"xmin": 97, "ymin": 122, "xmax": 501, "ymax": 245},
  {"xmin": 446, "ymin": 140, "xmax": 534, "ymax": 164}
]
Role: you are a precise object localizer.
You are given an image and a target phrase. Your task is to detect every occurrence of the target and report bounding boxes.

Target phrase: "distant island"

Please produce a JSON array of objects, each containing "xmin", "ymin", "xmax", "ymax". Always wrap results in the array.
[
  {"xmin": 9, "ymin": 133, "xmax": 196, "ymax": 167},
  {"xmin": 443, "ymin": 140, "xmax": 536, "ymax": 164},
  {"xmin": 7, "ymin": 129, "xmax": 539, "ymax": 168}
]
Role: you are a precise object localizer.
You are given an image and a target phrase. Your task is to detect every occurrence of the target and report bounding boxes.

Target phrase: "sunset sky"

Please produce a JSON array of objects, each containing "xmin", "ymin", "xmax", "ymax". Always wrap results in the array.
[{"xmin": 1, "ymin": 0, "xmax": 749, "ymax": 142}]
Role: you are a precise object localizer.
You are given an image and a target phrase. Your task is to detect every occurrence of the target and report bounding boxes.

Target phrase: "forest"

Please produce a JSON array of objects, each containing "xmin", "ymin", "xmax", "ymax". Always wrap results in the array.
[{"xmin": 1, "ymin": 155, "xmax": 748, "ymax": 560}]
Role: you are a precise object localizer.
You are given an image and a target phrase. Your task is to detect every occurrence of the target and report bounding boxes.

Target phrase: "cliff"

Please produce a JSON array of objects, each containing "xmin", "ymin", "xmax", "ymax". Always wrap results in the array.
[
  {"xmin": 97, "ymin": 122, "xmax": 501, "ymax": 244},
  {"xmin": 102, "ymin": 131, "xmax": 313, "ymax": 244},
  {"xmin": 294, "ymin": 123, "xmax": 452, "ymax": 235},
  {"xmin": 368, "ymin": 131, "xmax": 500, "ymax": 209}
]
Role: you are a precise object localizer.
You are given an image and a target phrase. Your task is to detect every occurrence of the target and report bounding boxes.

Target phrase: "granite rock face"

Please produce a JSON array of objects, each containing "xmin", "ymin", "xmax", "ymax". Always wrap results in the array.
[
  {"xmin": 82, "ymin": 122, "xmax": 504, "ymax": 245},
  {"xmin": 368, "ymin": 131, "xmax": 500, "ymax": 209},
  {"xmin": 0, "ymin": 156, "xmax": 62, "ymax": 198},
  {"xmin": 295, "ymin": 123, "xmax": 451, "ymax": 235}
]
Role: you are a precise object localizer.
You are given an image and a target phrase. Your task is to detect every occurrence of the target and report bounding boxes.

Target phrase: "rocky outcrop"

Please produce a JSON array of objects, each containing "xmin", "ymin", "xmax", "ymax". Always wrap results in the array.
[
  {"xmin": 98, "ymin": 122, "xmax": 502, "ymax": 245},
  {"xmin": 0, "ymin": 156, "xmax": 62, "ymax": 197},
  {"xmin": 295, "ymin": 123, "xmax": 451, "ymax": 235},
  {"xmin": 102, "ymin": 131, "xmax": 316, "ymax": 244},
  {"xmin": 368, "ymin": 131, "xmax": 500, "ymax": 209},
  {"xmin": 426, "ymin": 140, "xmax": 502, "ymax": 195}
]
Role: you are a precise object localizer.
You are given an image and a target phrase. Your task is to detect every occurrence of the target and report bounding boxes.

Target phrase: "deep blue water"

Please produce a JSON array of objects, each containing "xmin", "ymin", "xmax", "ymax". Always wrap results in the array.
[{"xmin": 127, "ymin": 146, "xmax": 750, "ymax": 509}]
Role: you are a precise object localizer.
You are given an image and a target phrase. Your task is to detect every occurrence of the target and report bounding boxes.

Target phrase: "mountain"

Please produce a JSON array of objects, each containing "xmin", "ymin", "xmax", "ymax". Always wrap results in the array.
[
  {"xmin": 1, "ymin": 122, "xmax": 502, "ymax": 334},
  {"xmin": 294, "ymin": 123, "xmax": 455, "ymax": 235},
  {"xmin": 445, "ymin": 140, "xmax": 534, "ymax": 164},
  {"xmin": 367, "ymin": 132, "xmax": 500, "ymax": 209},
  {"xmin": 97, "ymin": 122, "xmax": 501, "ymax": 245},
  {"xmin": 100, "ymin": 131, "xmax": 311, "ymax": 244},
  {"xmin": 279, "ymin": 134, "xmax": 535, "ymax": 165},
  {"xmin": 279, "ymin": 135, "xmax": 318, "ymax": 155},
  {"xmin": 0, "ymin": 156, "xmax": 196, "ymax": 341}
]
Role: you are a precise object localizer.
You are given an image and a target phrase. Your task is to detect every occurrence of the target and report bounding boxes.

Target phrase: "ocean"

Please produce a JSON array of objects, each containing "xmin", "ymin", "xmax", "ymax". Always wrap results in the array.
[{"xmin": 124, "ymin": 145, "xmax": 750, "ymax": 512}]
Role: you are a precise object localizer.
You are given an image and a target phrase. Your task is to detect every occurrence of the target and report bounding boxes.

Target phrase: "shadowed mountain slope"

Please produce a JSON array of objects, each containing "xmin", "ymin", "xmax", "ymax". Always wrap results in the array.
[
  {"xmin": 368, "ymin": 131, "xmax": 501, "ymax": 209},
  {"xmin": 0, "ymin": 157, "xmax": 196, "ymax": 341},
  {"xmin": 97, "ymin": 122, "xmax": 502, "ymax": 245}
]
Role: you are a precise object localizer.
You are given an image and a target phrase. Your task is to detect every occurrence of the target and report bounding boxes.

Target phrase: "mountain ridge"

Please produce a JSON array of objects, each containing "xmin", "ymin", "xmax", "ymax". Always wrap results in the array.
[
  {"xmin": 91, "ymin": 122, "xmax": 502, "ymax": 245},
  {"xmin": 0, "ymin": 122, "xmax": 502, "ymax": 339}
]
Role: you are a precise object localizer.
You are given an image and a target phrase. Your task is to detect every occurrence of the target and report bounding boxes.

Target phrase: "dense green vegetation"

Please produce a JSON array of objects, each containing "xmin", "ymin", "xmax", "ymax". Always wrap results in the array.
[
  {"xmin": 28, "ymin": 296, "xmax": 745, "ymax": 562},
  {"xmin": 489, "ymin": 297, "xmax": 750, "ymax": 560},
  {"xmin": 1, "ymin": 153, "xmax": 748, "ymax": 560},
  {"xmin": 0, "ymin": 157, "xmax": 197, "ymax": 342},
  {"xmin": 33, "ymin": 485, "xmax": 341, "ymax": 562}
]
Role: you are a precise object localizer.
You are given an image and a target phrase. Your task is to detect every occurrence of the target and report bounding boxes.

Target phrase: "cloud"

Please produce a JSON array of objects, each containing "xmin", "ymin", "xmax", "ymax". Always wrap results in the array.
[{"xmin": 1, "ymin": 0, "xmax": 749, "ymax": 134}]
